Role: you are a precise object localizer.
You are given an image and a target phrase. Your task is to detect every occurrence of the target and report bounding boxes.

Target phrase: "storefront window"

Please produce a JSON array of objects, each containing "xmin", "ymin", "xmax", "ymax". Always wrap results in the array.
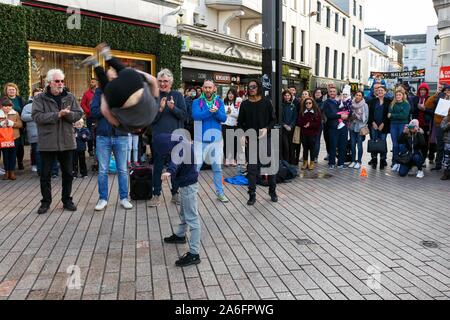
[{"xmin": 28, "ymin": 42, "xmax": 156, "ymax": 102}]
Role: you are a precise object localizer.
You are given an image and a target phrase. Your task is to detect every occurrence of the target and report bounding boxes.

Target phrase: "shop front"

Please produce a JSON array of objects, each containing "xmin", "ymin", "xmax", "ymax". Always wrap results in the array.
[
  {"xmin": 29, "ymin": 41, "xmax": 156, "ymax": 102},
  {"xmin": 282, "ymin": 64, "xmax": 311, "ymax": 91}
]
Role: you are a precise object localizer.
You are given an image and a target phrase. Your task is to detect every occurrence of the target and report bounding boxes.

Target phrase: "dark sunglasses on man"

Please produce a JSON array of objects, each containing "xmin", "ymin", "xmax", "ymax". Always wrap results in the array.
[{"xmin": 53, "ymin": 80, "xmax": 64, "ymax": 84}]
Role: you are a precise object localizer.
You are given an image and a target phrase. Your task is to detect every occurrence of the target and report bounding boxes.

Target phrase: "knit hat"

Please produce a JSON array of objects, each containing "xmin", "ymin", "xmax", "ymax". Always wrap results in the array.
[
  {"xmin": 409, "ymin": 119, "xmax": 419, "ymax": 129},
  {"xmin": 342, "ymin": 85, "xmax": 351, "ymax": 96}
]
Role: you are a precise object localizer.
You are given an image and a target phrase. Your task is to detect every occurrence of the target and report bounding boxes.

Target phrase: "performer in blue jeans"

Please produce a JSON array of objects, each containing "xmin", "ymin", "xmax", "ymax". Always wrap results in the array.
[{"xmin": 153, "ymin": 133, "xmax": 201, "ymax": 268}]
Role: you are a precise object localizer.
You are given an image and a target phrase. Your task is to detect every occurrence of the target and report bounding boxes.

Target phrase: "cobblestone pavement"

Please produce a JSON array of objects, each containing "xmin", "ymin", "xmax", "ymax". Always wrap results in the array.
[{"xmin": 0, "ymin": 145, "xmax": 449, "ymax": 300}]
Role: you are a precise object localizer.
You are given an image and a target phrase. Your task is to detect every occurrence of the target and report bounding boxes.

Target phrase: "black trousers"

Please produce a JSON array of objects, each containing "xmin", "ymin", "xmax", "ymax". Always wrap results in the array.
[
  {"xmin": 281, "ymin": 128, "xmax": 294, "ymax": 165},
  {"xmin": 15, "ymin": 137, "xmax": 24, "ymax": 167},
  {"xmin": 292, "ymin": 143, "xmax": 301, "ymax": 166},
  {"xmin": 222, "ymin": 125, "xmax": 238, "ymax": 161},
  {"xmin": 73, "ymin": 150, "xmax": 87, "ymax": 176},
  {"xmin": 301, "ymin": 135, "xmax": 317, "ymax": 161},
  {"xmin": 247, "ymin": 137, "xmax": 276, "ymax": 195},
  {"xmin": 40, "ymin": 151, "xmax": 74, "ymax": 206},
  {"xmin": 323, "ymin": 126, "xmax": 331, "ymax": 155},
  {"xmin": 94, "ymin": 58, "xmax": 143, "ymax": 109}
]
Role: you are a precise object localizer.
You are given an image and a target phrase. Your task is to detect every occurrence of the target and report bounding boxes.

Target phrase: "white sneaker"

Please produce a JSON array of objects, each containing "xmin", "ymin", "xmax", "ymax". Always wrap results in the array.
[
  {"xmin": 354, "ymin": 163, "xmax": 361, "ymax": 170},
  {"xmin": 0, "ymin": 167, "xmax": 4, "ymax": 175},
  {"xmin": 31, "ymin": 165, "xmax": 38, "ymax": 172},
  {"xmin": 392, "ymin": 164, "xmax": 400, "ymax": 172},
  {"xmin": 120, "ymin": 199, "xmax": 133, "ymax": 210},
  {"xmin": 95, "ymin": 200, "xmax": 108, "ymax": 211},
  {"xmin": 349, "ymin": 162, "xmax": 356, "ymax": 168},
  {"xmin": 416, "ymin": 170, "xmax": 424, "ymax": 179}
]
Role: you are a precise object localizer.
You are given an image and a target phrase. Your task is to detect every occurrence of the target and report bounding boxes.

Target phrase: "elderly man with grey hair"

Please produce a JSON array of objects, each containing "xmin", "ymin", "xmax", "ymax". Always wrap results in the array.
[
  {"xmin": 32, "ymin": 68, "xmax": 83, "ymax": 215},
  {"xmin": 148, "ymin": 68, "xmax": 187, "ymax": 207}
]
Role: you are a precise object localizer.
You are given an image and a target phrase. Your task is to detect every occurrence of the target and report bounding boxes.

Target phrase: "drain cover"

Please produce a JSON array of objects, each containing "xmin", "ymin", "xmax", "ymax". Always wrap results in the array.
[
  {"xmin": 295, "ymin": 239, "xmax": 314, "ymax": 245},
  {"xmin": 421, "ymin": 241, "xmax": 439, "ymax": 249}
]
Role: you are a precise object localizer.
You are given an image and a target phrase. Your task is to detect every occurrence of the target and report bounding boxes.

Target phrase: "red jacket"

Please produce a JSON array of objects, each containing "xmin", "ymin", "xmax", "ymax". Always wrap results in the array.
[
  {"xmin": 80, "ymin": 89, "xmax": 95, "ymax": 118},
  {"xmin": 297, "ymin": 110, "xmax": 321, "ymax": 137}
]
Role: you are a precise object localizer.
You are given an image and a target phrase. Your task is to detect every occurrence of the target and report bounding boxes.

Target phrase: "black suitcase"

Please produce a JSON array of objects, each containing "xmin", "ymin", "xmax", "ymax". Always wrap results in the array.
[{"xmin": 130, "ymin": 164, "xmax": 153, "ymax": 200}]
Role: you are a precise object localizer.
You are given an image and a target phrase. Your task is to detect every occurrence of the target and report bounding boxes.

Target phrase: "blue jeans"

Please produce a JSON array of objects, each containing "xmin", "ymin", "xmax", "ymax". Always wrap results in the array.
[
  {"xmin": 152, "ymin": 151, "xmax": 179, "ymax": 197},
  {"xmin": 370, "ymin": 129, "xmax": 387, "ymax": 161},
  {"xmin": 128, "ymin": 134, "xmax": 139, "ymax": 163},
  {"xmin": 350, "ymin": 130, "xmax": 365, "ymax": 163},
  {"xmin": 175, "ymin": 183, "xmax": 200, "ymax": 255},
  {"xmin": 195, "ymin": 140, "xmax": 224, "ymax": 196},
  {"xmin": 328, "ymin": 127, "xmax": 348, "ymax": 166},
  {"xmin": 97, "ymin": 136, "xmax": 129, "ymax": 201},
  {"xmin": 399, "ymin": 152, "xmax": 424, "ymax": 177},
  {"xmin": 390, "ymin": 123, "xmax": 407, "ymax": 164}
]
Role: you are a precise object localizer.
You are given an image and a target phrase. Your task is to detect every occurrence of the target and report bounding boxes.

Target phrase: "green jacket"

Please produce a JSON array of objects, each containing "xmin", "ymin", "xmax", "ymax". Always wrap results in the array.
[
  {"xmin": 32, "ymin": 88, "xmax": 83, "ymax": 152},
  {"xmin": 389, "ymin": 101, "xmax": 410, "ymax": 124}
]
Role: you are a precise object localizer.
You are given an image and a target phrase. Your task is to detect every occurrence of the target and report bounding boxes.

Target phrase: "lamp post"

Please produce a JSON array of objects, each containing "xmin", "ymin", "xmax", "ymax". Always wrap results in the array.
[{"xmin": 262, "ymin": 0, "xmax": 283, "ymax": 122}]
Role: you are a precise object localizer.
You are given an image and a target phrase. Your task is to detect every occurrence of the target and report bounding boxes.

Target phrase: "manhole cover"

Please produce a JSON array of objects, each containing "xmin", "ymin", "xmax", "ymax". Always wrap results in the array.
[
  {"xmin": 295, "ymin": 239, "xmax": 314, "ymax": 245},
  {"xmin": 421, "ymin": 241, "xmax": 439, "ymax": 249}
]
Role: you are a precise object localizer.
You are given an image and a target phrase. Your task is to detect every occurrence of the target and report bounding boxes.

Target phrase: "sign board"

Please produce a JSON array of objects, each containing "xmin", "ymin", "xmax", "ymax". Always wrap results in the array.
[
  {"xmin": 349, "ymin": 83, "xmax": 359, "ymax": 92},
  {"xmin": 370, "ymin": 69, "xmax": 425, "ymax": 79},
  {"xmin": 181, "ymin": 36, "xmax": 190, "ymax": 53},
  {"xmin": 439, "ymin": 66, "xmax": 450, "ymax": 84},
  {"xmin": 435, "ymin": 98, "xmax": 450, "ymax": 116},
  {"xmin": 214, "ymin": 73, "xmax": 231, "ymax": 84}
]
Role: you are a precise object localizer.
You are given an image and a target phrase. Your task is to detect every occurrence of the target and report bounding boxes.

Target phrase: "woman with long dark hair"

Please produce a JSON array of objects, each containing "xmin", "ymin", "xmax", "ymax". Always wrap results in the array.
[
  {"xmin": 297, "ymin": 97, "xmax": 322, "ymax": 170},
  {"xmin": 281, "ymin": 90, "xmax": 297, "ymax": 165},
  {"xmin": 222, "ymin": 88, "xmax": 240, "ymax": 166}
]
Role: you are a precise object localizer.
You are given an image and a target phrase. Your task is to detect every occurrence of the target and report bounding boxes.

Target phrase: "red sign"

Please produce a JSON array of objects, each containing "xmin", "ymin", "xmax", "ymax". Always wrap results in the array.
[{"xmin": 439, "ymin": 66, "xmax": 450, "ymax": 84}]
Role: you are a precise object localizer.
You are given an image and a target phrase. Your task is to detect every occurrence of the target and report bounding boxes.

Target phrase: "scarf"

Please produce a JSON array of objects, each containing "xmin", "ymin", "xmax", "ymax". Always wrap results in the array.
[
  {"xmin": 199, "ymin": 93, "xmax": 220, "ymax": 110},
  {"xmin": 352, "ymin": 98, "xmax": 365, "ymax": 121}
]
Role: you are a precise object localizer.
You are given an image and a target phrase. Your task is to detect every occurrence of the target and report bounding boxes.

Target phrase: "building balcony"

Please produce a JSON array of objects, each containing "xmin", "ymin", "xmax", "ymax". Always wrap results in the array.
[{"xmin": 205, "ymin": 0, "xmax": 262, "ymax": 18}]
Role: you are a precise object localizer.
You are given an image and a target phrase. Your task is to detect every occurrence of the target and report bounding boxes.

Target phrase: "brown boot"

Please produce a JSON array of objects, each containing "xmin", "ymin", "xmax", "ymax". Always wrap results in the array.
[
  {"xmin": 302, "ymin": 161, "xmax": 309, "ymax": 170},
  {"xmin": 441, "ymin": 170, "xmax": 450, "ymax": 181},
  {"xmin": 9, "ymin": 171, "xmax": 16, "ymax": 181},
  {"xmin": 3, "ymin": 171, "xmax": 9, "ymax": 180},
  {"xmin": 309, "ymin": 161, "xmax": 315, "ymax": 171}
]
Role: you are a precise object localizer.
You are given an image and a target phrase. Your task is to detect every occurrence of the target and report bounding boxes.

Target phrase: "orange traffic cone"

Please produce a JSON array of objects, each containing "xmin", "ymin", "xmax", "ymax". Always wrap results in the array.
[{"xmin": 360, "ymin": 167, "xmax": 368, "ymax": 178}]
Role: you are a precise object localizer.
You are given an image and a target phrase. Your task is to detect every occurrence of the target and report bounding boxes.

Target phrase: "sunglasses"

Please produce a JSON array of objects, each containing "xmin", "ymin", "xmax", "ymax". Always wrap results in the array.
[
  {"xmin": 53, "ymin": 80, "xmax": 64, "ymax": 84},
  {"xmin": 248, "ymin": 85, "xmax": 258, "ymax": 90},
  {"xmin": 305, "ymin": 102, "xmax": 313, "ymax": 105}
]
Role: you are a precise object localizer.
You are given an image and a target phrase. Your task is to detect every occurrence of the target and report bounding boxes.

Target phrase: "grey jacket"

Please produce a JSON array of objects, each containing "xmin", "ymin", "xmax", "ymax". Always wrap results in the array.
[
  {"xmin": 21, "ymin": 101, "xmax": 38, "ymax": 144},
  {"xmin": 32, "ymin": 88, "xmax": 83, "ymax": 152}
]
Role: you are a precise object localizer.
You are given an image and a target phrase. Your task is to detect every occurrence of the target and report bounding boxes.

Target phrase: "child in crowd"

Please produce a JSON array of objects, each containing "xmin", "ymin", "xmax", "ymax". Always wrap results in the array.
[
  {"xmin": 153, "ymin": 133, "xmax": 201, "ymax": 268},
  {"xmin": 337, "ymin": 85, "xmax": 352, "ymax": 130},
  {"xmin": 0, "ymin": 98, "xmax": 23, "ymax": 180},
  {"xmin": 441, "ymin": 108, "xmax": 450, "ymax": 181},
  {"xmin": 297, "ymin": 97, "xmax": 322, "ymax": 170},
  {"xmin": 73, "ymin": 119, "xmax": 91, "ymax": 178}
]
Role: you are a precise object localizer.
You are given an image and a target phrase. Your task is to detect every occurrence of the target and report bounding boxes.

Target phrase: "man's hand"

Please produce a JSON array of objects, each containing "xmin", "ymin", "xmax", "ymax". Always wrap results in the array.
[
  {"xmin": 167, "ymin": 97, "xmax": 175, "ymax": 111},
  {"xmin": 58, "ymin": 107, "xmax": 71, "ymax": 118},
  {"xmin": 210, "ymin": 106, "xmax": 218, "ymax": 113},
  {"xmin": 162, "ymin": 172, "xmax": 171, "ymax": 180},
  {"xmin": 258, "ymin": 128, "xmax": 268, "ymax": 139}
]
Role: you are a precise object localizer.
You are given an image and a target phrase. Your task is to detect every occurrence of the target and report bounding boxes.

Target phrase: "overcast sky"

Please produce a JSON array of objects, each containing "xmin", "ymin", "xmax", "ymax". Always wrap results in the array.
[{"xmin": 365, "ymin": 0, "xmax": 438, "ymax": 35}]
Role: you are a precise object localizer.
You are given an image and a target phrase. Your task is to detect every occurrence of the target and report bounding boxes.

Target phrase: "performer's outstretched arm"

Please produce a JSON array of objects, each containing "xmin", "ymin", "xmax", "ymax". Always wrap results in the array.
[{"xmin": 135, "ymin": 70, "xmax": 159, "ymax": 98}]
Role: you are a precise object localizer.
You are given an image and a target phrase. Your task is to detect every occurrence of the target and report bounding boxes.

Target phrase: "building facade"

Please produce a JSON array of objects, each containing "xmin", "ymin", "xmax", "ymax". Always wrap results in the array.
[
  {"xmin": 425, "ymin": 25, "xmax": 440, "ymax": 90},
  {"xmin": 433, "ymin": 0, "xmax": 450, "ymax": 67},
  {"xmin": 392, "ymin": 34, "xmax": 427, "ymax": 72}
]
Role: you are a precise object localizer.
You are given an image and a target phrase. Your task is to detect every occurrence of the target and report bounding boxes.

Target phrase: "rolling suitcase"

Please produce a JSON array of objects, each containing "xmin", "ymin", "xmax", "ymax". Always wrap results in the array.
[{"xmin": 130, "ymin": 163, "xmax": 153, "ymax": 200}]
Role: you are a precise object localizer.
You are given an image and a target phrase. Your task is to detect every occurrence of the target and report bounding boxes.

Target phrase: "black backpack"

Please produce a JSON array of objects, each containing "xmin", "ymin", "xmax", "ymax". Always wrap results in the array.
[{"xmin": 130, "ymin": 164, "xmax": 153, "ymax": 200}]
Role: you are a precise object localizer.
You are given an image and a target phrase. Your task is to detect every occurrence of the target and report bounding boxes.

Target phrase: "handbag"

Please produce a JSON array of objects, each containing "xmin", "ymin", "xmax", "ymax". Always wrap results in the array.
[
  {"xmin": 293, "ymin": 126, "xmax": 301, "ymax": 144},
  {"xmin": 359, "ymin": 126, "xmax": 369, "ymax": 136},
  {"xmin": 0, "ymin": 127, "xmax": 15, "ymax": 148},
  {"xmin": 367, "ymin": 139, "xmax": 387, "ymax": 154},
  {"xmin": 395, "ymin": 150, "xmax": 412, "ymax": 165}
]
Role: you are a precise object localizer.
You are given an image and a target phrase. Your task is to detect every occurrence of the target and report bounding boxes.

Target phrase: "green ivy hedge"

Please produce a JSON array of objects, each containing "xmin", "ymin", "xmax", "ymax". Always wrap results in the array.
[
  {"xmin": 185, "ymin": 49, "xmax": 262, "ymax": 68},
  {"xmin": 0, "ymin": 3, "xmax": 182, "ymax": 95}
]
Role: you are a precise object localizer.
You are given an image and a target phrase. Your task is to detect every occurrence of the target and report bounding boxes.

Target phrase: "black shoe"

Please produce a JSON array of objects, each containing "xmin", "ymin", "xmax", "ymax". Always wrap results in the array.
[
  {"xmin": 37, "ymin": 205, "xmax": 49, "ymax": 215},
  {"xmin": 175, "ymin": 252, "xmax": 201, "ymax": 267},
  {"xmin": 247, "ymin": 194, "xmax": 256, "ymax": 206},
  {"xmin": 164, "ymin": 234, "xmax": 187, "ymax": 244},
  {"xmin": 380, "ymin": 160, "xmax": 387, "ymax": 170},
  {"xmin": 368, "ymin": 159, "xmax": 375, "ymax": 165},
  {"xmin": 431, "ymin": 167, "xmax": 442, "ymax": 172},
  {"xmin": 270, "ymin": 192, "xmax": 278, "ymax": 203},
  {"xmin": 63, "ymin": 202, "xmax": 77, "ymax": 211},
  {"xmin": 371, "ymin": 161, "xmax": 378, "ymax": 170},
  {"xmin": 18, "ymin": 163, "xmax": 24, "ymax": 170}
]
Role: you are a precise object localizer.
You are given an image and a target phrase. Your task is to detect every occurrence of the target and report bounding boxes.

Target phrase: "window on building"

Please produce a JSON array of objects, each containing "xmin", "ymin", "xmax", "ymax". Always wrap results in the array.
[
  {"xmin": 325, "ymin": 47, "xmax": 330, "ymax": 77},
  {"xmin": 412, "ymin": 48, "xmax": 418, "ymax": 58},
  {"xmin": 315, "ymin": 43, "xmax": 321, "ymax": 76},
  {"xmin": 301, "ymin": 30, "xmax": 305, "ymax": 62},
  {"xmin": 359, "ymin": 29, "xmax": 362, "ymax": 50},
  {"xmin": 326, "ymin": 7, "xmax": 331, "ymax": 28},
  {"xmin": 358, "ymin": 59, "xmax": 361, "ymax": 80},
  {"xmin": 359, "ymin": 5, "xmax": 363, "ymax": 20},
  {"xmin": 404, "ymin": 48, "xmax": 409, "ymax": 59},
  {"xmin": 412, "ymin": 66, "xmax": 417, "ymax": 71},
  {"xmin": 352, "ymin": 56, "xmax": 356, "ymax": 79},
  {"xmin": 353, "ymin": 0, "xmax": 357, "ymax": 16},
  {"xmin": 404, "ymin": 66, "xmax": 409, "ymax": 71},
  {"xmin": 342, "ymin": 18, "xmax": 346, "ymax": 36},
  {"xmin": 317, "ymin": 1, "xmax": 321, "ymax": 23},
  {"xmin": 341, "ymin": 53, "xmax": 345, "ymax": 80},
  {"xmin": 333, "ymin": 50, "xmax": 338, "ymax": 79},
  {"xmin": 335, "ymin": 13, "xmax": 339, "ymax": 32},
  {"xmin": 352, "ymin": 26, "xmax": 356, "ymax": 47},
  {"xmin": 291, "ymin": 26, "xmax": 296, "ymax": 60},
  {"xmin": 282, "ymin": 22, "xmax": 286, "ymax": 58}
]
